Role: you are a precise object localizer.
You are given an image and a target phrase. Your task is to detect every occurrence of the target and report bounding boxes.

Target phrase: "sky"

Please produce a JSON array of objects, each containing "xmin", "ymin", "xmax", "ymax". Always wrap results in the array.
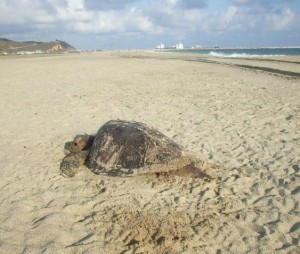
[{"xmin": 0, "ymin": 0, "xmax": 299, "ymax": 50}]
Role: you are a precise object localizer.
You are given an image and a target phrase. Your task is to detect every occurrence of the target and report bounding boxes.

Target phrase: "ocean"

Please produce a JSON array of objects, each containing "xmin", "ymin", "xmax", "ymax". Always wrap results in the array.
[{"xmin": 157, "ymin": 47, "xmax": 300, "ymax": 57}]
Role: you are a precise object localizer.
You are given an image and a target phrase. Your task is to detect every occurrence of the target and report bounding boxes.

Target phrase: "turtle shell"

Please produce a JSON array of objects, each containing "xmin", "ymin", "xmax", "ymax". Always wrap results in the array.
[{"xmin": 87, "ymin": 120, "xmax": 182, "ymax": 175}]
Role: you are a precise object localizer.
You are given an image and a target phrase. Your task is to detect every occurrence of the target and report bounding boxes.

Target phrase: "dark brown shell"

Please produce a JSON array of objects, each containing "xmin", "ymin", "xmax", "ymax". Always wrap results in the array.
[{"xmin": 87, "ymin": 120, "xmax": 183, "ymax": 175}]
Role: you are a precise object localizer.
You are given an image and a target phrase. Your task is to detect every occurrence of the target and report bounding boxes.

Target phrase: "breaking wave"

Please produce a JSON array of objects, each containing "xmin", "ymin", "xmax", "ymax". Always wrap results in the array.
[{"xmin": 208, "ymin": 51, "xmax": 284, "ymax": 58}]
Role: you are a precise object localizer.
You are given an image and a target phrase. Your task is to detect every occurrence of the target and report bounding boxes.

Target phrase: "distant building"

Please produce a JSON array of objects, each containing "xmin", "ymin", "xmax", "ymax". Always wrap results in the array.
[
  {"xmin": 17, "ymin": 51, "xmax": 32, "ymax": 55},
  {"xmin": 16, "ymin": 49, "xmax": 43, "ymax": 55},
  {"xmin": 156, "ymin": 42, "xmax": 165, "ymax": 49},
  {"xmin": 175, "ymin": 42, "xmax": 184, "ymax": 49}
]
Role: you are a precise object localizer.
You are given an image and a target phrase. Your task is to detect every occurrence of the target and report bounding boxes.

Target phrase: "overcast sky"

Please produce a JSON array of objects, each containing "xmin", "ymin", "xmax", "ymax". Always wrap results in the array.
[{"xmin": 0, "ymin": 0, "xmax": 299, "ymax": 49}]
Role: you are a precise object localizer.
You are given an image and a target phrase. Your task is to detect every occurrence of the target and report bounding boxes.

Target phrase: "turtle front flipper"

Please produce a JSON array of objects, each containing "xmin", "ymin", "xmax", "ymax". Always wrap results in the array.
[{"xmin": 60, "ymin": 150, "xmax": 89, "ymax": 177}]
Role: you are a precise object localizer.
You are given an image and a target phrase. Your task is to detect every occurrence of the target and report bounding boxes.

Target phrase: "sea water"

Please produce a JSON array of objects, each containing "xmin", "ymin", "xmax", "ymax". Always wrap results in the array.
[{"xmin": 157, "ymin": 47, "xmax": 300, "ymax": 57}]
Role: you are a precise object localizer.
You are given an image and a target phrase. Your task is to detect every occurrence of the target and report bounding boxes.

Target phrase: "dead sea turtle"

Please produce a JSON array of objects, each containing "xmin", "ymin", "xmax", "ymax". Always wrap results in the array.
[{"xmin": 60, "ymin": 120, "xmax": 210, "ymax": 178}]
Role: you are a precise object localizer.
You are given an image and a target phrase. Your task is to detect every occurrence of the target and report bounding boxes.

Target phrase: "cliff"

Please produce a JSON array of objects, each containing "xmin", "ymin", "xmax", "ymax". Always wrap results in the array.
[{"xmin": 0, "ymin": 38, "xmax": 76, "ymax": 54}]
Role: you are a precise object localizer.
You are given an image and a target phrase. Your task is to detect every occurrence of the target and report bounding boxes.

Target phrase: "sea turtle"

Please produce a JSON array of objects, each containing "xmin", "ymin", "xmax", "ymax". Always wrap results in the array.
[{"xmin": 60, "ymin": 120, "xmax": 210, "ymax": 178}]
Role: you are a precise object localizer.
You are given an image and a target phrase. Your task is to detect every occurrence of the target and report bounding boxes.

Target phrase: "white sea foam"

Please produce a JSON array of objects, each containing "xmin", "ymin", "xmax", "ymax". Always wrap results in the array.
[{"xmin": 208, "ymin": 51, "xmax": 284, "ymax": 58}]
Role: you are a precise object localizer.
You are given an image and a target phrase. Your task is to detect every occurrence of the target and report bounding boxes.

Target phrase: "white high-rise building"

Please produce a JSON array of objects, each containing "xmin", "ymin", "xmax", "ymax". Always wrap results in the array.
[
  {"xmin": 156, "ymin": 42, "xmax": 165, "ymax": 49},
  {"xmin": 176, "ymin": 42, "xmax": 184, "ymax": 49}
]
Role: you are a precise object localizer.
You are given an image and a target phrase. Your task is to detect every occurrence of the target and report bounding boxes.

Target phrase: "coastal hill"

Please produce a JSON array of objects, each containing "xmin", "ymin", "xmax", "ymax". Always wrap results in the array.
[{"xmin": 0, "ymin": 38, "xmax": 76, "ymax": 54}]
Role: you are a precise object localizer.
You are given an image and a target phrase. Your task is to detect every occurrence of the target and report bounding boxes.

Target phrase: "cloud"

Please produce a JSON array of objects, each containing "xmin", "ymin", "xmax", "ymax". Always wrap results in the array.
[
  {"xmin": 70, "ymin": 8, "xmax": 162, "ymax": 34},
  {"xmin": 145, "ymin": 1, "xmax": 296, "ymax": 38},
  {"xmin": 232, "ymin": 0, "xmax": 250, "ymax": 4},
  {"xmin": 207, "ymin": 5, "xmax": 295, "ymax": 33},
  {"xmin": 0, "ymin": 0, "xmax": 296, "ymax": 34},
  {"xmin": 178, "ymin": 0, "xmax": 207, "ymax": 9},
  {"xmin": 0, "ymin": 0, "xmax": 298, "ymax": 48},
  {"xmin": 84, "ymin": 0, "xmax": 140, "ymax": 10},
  {"xmin": 231, "ymin": 0, "xmax": 295, "ymax": 8},
  {"xmin": 142, "ymin": 1, "xmax": 206, "ymax": 31},
  {"xmin": 268, "ymin": 8, "xmax": 295, "ymax": 31},
  {"xmin": 0, "ymin": 0, "xmax": 161, "ymax": 35},
  {"xmin": 66, "ymin": 0, "xmax": 85, "ymax": 10},
  {"xmin": 0, "ymin": 0, "xmax": 55, "ymax": 25}
]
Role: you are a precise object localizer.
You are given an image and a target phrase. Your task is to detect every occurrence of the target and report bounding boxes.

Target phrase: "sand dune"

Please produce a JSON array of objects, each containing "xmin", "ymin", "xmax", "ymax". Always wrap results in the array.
[{"xmin": 0, "ymin": 52, "xmax": 299, "ymax": 253}]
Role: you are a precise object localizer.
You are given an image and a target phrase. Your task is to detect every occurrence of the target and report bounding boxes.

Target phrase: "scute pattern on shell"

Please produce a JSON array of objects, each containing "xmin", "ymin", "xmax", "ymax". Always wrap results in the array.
[{"xmin": 87, "ymin": 120, "xmax": 183, "ymax": 176}]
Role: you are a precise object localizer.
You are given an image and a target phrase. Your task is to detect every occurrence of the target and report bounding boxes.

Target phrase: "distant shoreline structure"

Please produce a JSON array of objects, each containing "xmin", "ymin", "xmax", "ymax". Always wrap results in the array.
[
  {"xmin": 152, "ymin": 46, "xmax": 300, "ymax": 57},
  {"xmin": 155, "ymin": 46, "xmax": 300, "ymax": 50},
  {"xmin": 155, "ymin": 41, "xmax": 300, "ymax": 51}
]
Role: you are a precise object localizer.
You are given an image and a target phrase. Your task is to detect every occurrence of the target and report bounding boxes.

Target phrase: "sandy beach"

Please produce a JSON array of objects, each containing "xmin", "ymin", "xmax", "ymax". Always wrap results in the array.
[{"xmin": 0, "ymin": 51, "xmax": 299, "ymax": 253}]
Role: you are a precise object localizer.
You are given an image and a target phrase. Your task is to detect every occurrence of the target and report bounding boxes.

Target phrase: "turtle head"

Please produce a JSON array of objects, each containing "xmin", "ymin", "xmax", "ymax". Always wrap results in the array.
[{"xmin": 69, "ymin": 134, "xmax": 90, "ymax": 153}]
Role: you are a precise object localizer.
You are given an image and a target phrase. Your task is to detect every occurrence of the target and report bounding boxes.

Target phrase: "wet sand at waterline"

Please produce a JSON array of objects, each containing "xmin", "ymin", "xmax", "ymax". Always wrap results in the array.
[{"xmin": 0, "ymin": 51, "xmax": 299, "ymax": 253}]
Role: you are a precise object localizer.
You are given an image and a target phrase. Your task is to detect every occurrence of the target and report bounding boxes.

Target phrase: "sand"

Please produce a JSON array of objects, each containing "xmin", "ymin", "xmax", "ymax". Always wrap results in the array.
[{"xmin": 0, "ymin": 51, "xmax": 299, "ymax": 253}]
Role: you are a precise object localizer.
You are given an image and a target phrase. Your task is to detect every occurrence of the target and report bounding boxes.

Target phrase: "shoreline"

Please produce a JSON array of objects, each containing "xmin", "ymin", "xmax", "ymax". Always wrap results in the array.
[{"xmin": 125, "ymin": 51, "xmax": 300, "ymax": 78}]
